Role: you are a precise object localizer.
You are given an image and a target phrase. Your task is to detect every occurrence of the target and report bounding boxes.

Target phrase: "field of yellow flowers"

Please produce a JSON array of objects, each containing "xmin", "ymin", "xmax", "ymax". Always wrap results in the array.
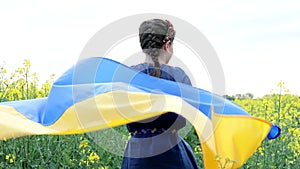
[{"xmin": 0, "ymin": 61, "xmax": 299, "ymax": 168}]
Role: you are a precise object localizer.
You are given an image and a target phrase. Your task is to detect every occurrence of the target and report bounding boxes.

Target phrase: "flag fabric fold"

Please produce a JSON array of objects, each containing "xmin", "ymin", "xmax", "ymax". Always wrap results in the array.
[{"xmin": 0, "ymin": 57, "xmax": 280, "ymax": 168}]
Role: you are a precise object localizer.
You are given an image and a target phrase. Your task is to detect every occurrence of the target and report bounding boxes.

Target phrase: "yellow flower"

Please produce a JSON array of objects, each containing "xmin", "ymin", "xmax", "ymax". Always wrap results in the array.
[
  {"xmin": 9, "ymin": 158, "xmax": 14, "ymax": 164},
  {"xmin": 79, "ymin": 139, "xmax": 89, "ymax": 149},
  {"xmin": 89, "ymin": 152, "xmax": 100, "ymax": 163},
  {"xmin": 258, "ymin": 147, "xmax": 264, "ymax": 156},
  {"xmin": 5, "ymin": 154, "xmax": 15, "ymax": 164},
  {"xmin": 79, "ymin": 159, "xmax": 89, "ymax": 166},
  {"xmin": 214, "ymin": 154, "xmax": 222, "ymax": 161}
]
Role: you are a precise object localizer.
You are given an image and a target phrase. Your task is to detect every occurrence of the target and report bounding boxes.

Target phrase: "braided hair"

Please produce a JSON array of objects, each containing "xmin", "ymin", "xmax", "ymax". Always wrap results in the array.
[{"xmin": 139, "ymin": 19, "xmax": 176, "ymax": 78}]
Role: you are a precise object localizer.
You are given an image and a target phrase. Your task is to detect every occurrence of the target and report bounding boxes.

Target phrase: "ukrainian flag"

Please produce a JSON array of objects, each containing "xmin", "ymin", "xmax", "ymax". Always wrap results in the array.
[{"xmin": 0, "ymin": 57, "xmax": 280, "ymax": 168}]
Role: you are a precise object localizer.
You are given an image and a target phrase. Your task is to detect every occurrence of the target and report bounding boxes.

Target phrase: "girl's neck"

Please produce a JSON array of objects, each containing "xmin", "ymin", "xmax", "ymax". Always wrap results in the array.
[{"xmin": 144, "ymin": 55, "xmax": 170, "ymax": 65}]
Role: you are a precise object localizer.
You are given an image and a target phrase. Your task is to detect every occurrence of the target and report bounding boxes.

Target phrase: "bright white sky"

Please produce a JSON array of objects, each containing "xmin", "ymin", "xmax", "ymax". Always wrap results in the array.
[{"xmin": 0, "ymin": 0, "xmax": 299, "ymax": 98}]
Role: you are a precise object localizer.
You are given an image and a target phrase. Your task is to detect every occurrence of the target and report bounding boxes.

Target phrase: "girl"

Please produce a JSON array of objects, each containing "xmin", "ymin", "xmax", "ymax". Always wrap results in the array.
[{"xmin": 121, "ymin": 19, "xmax": 199, "ymax": 169}]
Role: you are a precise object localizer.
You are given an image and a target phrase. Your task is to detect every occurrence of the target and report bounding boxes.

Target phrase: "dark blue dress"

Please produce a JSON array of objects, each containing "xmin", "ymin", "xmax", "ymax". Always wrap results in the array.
[{"xmin": 121, "ymin": 63, "xmax": 200, "ymax": 169}]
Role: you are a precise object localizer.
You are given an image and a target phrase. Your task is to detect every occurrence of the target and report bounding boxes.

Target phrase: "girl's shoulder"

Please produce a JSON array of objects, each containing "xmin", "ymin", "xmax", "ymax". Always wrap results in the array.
[{"xmin": 131, "ymin": 63, "xmax": 191, "ymax": 85}]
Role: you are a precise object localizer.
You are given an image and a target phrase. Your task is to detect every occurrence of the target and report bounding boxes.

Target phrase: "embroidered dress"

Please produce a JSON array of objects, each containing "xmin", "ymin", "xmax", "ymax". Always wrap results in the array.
[{"xmin": 121, "ymin": 63, "xmax": 200, "ymax": 169}]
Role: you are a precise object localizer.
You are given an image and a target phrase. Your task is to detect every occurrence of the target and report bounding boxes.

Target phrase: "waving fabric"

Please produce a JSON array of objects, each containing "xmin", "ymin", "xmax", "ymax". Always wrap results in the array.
[{"xmin": 0, "ymin": 57, "xmax": 280, "ymax": 168}]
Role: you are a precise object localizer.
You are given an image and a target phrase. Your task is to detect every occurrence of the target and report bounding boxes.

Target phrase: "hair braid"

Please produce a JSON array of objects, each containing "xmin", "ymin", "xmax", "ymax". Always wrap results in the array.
[{"xmin": 148, "ymin": 48, "xmax": 161, "ymax": 77}]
